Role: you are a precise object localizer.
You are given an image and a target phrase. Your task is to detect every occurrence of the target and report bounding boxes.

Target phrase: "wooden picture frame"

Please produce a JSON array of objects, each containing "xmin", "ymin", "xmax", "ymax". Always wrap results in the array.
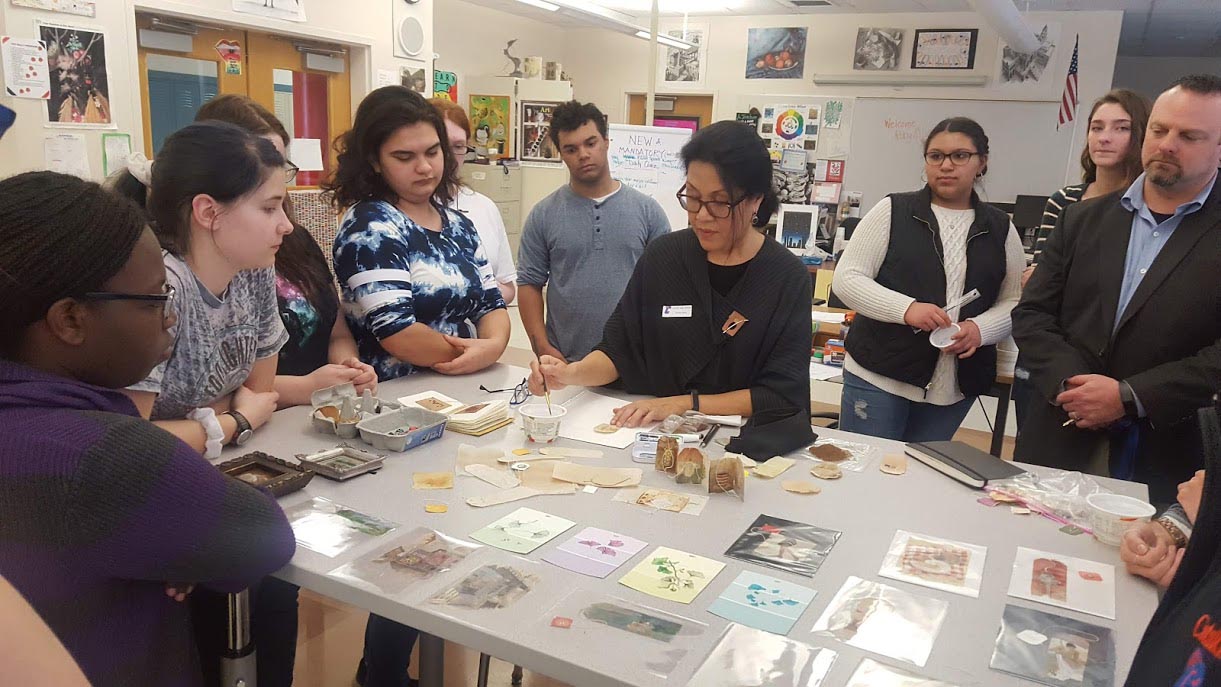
[
  {"xmin": 217, "ymin": 451, "xmax": 315, "ymax": 497},
  {"xmin": 911, "ymin": 29, "xmax": 979, "ymax": 70}
]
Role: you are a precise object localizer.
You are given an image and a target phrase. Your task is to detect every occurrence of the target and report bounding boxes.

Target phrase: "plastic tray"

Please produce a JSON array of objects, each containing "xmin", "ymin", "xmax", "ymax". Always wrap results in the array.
[{"xmin": 357, "ymin": 407, "xmax": 448, "ymax": 452}]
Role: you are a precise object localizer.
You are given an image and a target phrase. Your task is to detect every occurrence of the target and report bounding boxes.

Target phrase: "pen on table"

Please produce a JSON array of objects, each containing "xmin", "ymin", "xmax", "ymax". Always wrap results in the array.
[{"xmin": 700, "ymin": 424, "xmax": 720, "ymax": 449}]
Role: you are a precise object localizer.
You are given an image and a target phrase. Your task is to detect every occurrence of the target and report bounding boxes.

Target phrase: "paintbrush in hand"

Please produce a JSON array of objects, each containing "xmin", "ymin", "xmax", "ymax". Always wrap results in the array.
[{"xmin": 535, "ymin": 353, "xmax": 552, "ymax": 415}]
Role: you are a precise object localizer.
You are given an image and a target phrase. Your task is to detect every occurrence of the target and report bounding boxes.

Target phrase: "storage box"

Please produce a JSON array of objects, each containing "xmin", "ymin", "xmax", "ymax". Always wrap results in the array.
[
  {"xmin": 311, "ymin": 383, "xmax": 402, "ymax": 439},
  {"xmin": 356, "ymin": 407, "xmax": 448, "ymax": 452}
]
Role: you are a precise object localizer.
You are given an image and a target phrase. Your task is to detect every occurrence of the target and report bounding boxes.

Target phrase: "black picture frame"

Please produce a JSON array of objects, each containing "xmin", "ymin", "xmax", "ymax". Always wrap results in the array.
[{"xmin": 911, "ymin": 29, "xmax": 979, "ymax": 70}]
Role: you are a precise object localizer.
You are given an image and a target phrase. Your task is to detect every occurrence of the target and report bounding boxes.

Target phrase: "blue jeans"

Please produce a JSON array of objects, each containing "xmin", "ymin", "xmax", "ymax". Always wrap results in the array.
[
  {"xmin": 839, "ymin": 370, "xmax": 974, "ymax": 442},
  {"xmin": 358, "ymin": 614, "xmax": 420, "ymax": 687}
]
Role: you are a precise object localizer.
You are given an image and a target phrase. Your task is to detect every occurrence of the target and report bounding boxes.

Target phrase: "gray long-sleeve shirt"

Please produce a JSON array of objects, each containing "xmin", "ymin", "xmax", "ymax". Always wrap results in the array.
[{"xmin": 516, "ymin": 182, "xmax": 670, "ymax": 361}]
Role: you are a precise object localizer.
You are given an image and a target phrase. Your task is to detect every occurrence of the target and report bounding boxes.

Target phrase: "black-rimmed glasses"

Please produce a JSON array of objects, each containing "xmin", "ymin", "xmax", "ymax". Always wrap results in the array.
[
  {"xmin": 924, "ymin": 150, "xmax": 980, "ymax": 166},
  {"xmin": 80, "ymin": 283, "xmax": 177, "ymax": 319},
  {"xmin": 480, "ymin": 378, "xmax": 529, "ymax": 406},
  {"xmin": 285, "ymin": 162, "xmax": 300, "ymax": 184},
  {"xmin": 452, "ymin": 144, "xmax": 477, "ymax": 161},
  {"xmin": 676, "ymin": 188, "xmax": 748, "ymax": 219}
]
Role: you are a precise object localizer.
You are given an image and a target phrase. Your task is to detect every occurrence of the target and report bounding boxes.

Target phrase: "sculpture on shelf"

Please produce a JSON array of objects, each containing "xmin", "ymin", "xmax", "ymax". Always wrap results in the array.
[{"xmin": 503, "ymin": 39, "xmax": 523, "ymax": 78}]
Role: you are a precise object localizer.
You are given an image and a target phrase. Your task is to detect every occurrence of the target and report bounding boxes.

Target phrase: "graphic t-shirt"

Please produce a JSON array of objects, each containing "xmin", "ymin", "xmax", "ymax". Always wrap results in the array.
[
  {"xmin": 275, "ymin": 274, "xmax": 337, "ymax": 377},
  {"xmin": 333, "ymin": 199, "xmax": 506, "ymax": 380},
  {"xmin": 130, "ymin": 252, "xmax": 288, "ymax": 420}
]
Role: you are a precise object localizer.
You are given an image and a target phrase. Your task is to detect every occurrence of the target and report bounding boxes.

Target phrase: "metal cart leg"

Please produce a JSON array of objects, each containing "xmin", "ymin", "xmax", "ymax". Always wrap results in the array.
[
  {"xmin": 220, "ymin": 590, "xmax": 257, "ymax": 687},
  {"xmin": 417, "ymin": 632, "xmax": 445, "ymax": 687},
  {"xmin": 476, "ymin": 653, "xmax": 492, "ymax": 687}
]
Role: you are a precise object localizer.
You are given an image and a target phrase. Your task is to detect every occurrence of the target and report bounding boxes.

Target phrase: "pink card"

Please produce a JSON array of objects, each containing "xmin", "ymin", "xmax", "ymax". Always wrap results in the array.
[{"xmin": 542, "ymin": 527, "xmax": 648, "ymax": 578}]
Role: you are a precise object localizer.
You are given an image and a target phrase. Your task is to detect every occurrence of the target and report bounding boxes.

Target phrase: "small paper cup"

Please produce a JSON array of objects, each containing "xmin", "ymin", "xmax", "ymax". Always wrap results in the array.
[
  {"xmin": 1086, "ymin": 493, "xmax": 1156, "ymax": 546},
  {"xmin": 929, "ymin": 323, "xmax": 961, "ymax": 349},
  {"xmin": 519, "ymin": 403, "xmax": 567, "ymax": 443}
]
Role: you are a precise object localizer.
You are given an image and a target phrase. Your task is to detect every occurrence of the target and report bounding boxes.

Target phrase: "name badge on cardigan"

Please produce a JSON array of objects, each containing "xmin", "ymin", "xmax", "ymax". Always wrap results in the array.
[{"xmin": 662, "ymin": 305, "xmax": 693, "ymax": 318}]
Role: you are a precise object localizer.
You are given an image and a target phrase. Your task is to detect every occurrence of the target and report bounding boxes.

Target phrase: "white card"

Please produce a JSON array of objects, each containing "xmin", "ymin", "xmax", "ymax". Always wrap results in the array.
[{"xmin": 1006, "ymin": 546, "xmax": 1116, "ymax": 620}]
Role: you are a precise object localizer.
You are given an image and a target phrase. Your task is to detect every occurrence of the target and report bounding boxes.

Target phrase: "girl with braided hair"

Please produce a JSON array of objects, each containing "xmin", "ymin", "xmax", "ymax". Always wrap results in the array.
[{"xmin": 0, "ymin": 170, "xmax": 294, "ymax": 687}]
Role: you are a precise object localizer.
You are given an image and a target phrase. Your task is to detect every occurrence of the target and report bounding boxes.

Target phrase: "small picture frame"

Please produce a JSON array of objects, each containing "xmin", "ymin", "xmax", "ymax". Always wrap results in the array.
[
  {"xmin": 217, "ymin": 451, "xmax": 315, "ymax": 497},
  {"xmin": 297, "ymin": 445, "xmax": 386, "ymax": 481},
  {"xmin": 911, "ymin": 29, "xmax": 979, "ymax": 70}
]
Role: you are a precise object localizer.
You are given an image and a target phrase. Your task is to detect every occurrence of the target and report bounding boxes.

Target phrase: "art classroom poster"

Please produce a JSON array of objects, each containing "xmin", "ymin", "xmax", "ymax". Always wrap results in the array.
[
  {"xmin": 433, "ymin": 69, "xmax": 457, "ymax": 103},
  {"xmin": 38, "ymin": 22, "xmax": 111, "ymax": 127},
  {"xmin": 745, "ymin": 27, "xmax": 806, "ymax": 80},
  {"xmin": 2, "ymin": 36, "xmax": 51, "ymax": 99},
  {"xmin": 232, "ymin": 0, "xmax": 306, "ymax": 23},
  {"xmin": 519, "ymin": 101, "xmax": 561, "ymax": 163},
  {"xmin": 469, "ymin": 94, "xmax": 511, "ymax": 159}
]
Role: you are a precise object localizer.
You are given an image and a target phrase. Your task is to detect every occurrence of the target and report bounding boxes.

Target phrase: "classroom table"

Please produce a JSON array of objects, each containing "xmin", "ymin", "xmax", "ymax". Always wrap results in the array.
[{"xmin": 232, "ymin": 363, "xmax": 1157, "ymax": 687}]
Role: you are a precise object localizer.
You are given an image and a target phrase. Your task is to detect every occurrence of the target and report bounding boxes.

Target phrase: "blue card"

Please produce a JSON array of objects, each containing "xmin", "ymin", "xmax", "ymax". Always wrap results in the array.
[{"xmin": 707, "ymin": 570, "xmax": 817, "ymax": 635}]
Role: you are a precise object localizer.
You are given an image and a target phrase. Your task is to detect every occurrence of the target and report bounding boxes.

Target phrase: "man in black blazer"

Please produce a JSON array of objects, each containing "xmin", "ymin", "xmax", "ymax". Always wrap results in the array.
[{"xmin": 1013, "ymin": 74, "xmax": 1221, "ymax": 504}]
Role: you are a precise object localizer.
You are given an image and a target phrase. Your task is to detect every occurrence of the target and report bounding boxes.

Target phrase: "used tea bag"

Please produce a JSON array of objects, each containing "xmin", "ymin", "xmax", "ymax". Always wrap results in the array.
[{"xmin": 753, "ymin": 456, "xmax": 796, "ymax": 479}]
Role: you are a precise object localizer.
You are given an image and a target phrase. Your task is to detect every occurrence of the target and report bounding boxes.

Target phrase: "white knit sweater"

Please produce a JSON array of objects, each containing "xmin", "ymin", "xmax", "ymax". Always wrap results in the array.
[{"xmin": 833, "ymin": 197, "xmax": 1026, "ymax": 405}]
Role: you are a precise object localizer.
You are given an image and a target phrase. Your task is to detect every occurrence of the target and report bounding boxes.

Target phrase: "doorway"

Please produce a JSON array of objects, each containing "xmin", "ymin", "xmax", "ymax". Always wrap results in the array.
[{"xmin": 627, "ymin": 94, "xmax": 714, "ymax": 131}]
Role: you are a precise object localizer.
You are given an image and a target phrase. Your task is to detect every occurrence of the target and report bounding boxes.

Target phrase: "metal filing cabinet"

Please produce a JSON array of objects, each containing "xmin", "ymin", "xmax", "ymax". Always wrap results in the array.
[{"xmin": 464, "ymin": 164, "xmax": 523, "ymax": 258}]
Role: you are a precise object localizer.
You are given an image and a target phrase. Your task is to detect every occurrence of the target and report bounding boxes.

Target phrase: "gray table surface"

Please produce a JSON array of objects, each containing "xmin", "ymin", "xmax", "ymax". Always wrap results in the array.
[{"xmin": 231, "ymin": 363, "xmax": 1158, "ymax": 687}]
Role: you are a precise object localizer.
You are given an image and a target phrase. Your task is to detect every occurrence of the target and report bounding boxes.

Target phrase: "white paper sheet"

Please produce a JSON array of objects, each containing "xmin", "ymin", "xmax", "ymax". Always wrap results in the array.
[
  {"xmin": 812, "ymin": 311, "xmax": 847, "ymax": 324},
  {"xmin": 44, "ymin": 133, "xmax": 89, "ymax": 177},
  {"xmin": 809, "ymin": 361, "xmax": 843, "ymax": 381},
  {"xmin": 556, "ymin": 390, "xmax": 643, "ymax": 448},
  {"xmin": 1006, "ymin": 546, "xmax": 1116, "ymax": 620},
  {"xmin": 2, "ymin": 36, "xmax": 51, "ymax": 99},
  {"xmin": 288, "ymin": 138, "xmax": 324, "ymax": 172}
]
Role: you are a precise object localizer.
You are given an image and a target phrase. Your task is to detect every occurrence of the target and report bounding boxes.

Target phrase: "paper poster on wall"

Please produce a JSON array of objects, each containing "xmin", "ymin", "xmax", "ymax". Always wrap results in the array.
[
  {"xmin": 745, "ymin": 28, "xmax": 806, "ymax": 80},
  {"xmin": 660, "ymin": 23, "xmax": 707, "ymax": 86},
  {"xmin": 519, "ymin": 100, "xmax": 561, "ymax": 163},
  {"xmin": 735, "ymin": 112, "xmax": 760, "ymax": 129},
  {"xmin": 375, "ymin": 69, "xmax": 397, "ymax": 88},
  {"xmin": 401, "ymin": 67, "xmax": 426, "ymax": 94},
  {"xmin": 44, "ymin": 132, "xmax": 89, "ymax": 177},
  {"xmin": 100, "ymin": 132, "xmax": 129, "ymax": 177},
  {"xmin": 39, "ymin": 22, "xmax": 111, "ymax": 127},
  {"xmin": 854, "ymin": 28, "xmax": 904, "ymax": 71},
  {"xmin": 822, "ymin": 100, "xmax": 844, "ymax": 129},
  {"xmin": 433, "ymin": 69, "xmax": 457, "ymax": 103},
  {"xmin": 10, "ymin": 0, "xmax": 95, "ymax": 17},
  {"xmin": 912, "ymin": 29, "xmax": 978, "ymax": 70},
  {"xmin": 232, "ymin": 0, "xmax": 306, "ymax": 23},
  {"xmin": 469, "ymin": 94, "xmax": 511, "ymax": 159},
  {"xmin": 998, "ymin": 23, "xmax": 1060, "ymax": 90},
  {"xmin": 2, "ymin": 36, "xmax": 50, "ymax": 99}
]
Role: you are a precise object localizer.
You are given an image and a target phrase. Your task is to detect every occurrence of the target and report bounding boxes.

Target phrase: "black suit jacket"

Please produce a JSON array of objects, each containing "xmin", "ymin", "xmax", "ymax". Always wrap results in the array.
[{"xmin": 1012, "ymin": 179, "xmax": 1221, "ymax": 504}]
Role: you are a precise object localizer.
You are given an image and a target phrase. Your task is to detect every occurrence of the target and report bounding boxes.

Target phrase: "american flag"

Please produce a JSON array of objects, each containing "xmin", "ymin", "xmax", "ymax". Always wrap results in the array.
[{"xmin": 1058, "ymin": 36, "xmax": 1080, "ymax": 129}]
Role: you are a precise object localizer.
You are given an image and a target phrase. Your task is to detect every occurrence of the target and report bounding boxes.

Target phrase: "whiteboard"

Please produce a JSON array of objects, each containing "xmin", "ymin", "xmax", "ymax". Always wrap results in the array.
[
  {"xmin": 608, "ymin": 123, "xmax": 692, "ymax": 232},
  {"xmin": 845, "ymin": 98, "xmax": 1077, "ymax": 211}
]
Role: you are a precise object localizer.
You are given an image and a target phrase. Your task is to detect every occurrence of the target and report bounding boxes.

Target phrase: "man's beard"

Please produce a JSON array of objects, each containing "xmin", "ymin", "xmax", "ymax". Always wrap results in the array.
[{"xmin": 1147, "ymin": 160, "xmax": 1181, "ymax": 187}]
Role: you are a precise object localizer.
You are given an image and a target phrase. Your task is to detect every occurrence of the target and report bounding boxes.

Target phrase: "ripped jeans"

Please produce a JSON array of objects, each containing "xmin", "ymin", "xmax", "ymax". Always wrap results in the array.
[{"xmin": 838, "ymin": 370, "xmax": 974, "ymax": 442}]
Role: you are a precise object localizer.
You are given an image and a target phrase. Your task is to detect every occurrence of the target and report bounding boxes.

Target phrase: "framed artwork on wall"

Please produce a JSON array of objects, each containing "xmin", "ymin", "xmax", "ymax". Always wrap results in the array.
[
  {"xmin": 519, "ymin": 100, "xmax": 562, "ymax": 163},
  {"xmin": 911, "ymin": 29, "xmax": 979, "ymax": 70},
  {"xmin": 653, "ymin": 114, "xmax": 700, "ymax": 132}
]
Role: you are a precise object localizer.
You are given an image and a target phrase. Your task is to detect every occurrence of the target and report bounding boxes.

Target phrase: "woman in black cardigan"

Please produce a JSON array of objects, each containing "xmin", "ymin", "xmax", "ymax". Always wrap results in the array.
[{"xmin": 529, "ymin": 121, "xmax": 812, "ymax": 428}]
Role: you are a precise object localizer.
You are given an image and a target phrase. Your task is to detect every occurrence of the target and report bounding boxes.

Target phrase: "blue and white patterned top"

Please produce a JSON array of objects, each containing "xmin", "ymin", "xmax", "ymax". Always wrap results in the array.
[{"xmin": 334, "ymin": 199, "xmax": 506, "ymax": 380}]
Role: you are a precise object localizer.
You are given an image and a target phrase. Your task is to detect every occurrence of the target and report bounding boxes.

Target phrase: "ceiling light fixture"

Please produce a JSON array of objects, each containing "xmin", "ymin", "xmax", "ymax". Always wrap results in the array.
[
  {"xmin": 511, "ymin": 0, "xmax": 694, "ymax": 50},
  {"xmin": 635, "ymin": 30, "xmax": 694, "ymax": 50}
]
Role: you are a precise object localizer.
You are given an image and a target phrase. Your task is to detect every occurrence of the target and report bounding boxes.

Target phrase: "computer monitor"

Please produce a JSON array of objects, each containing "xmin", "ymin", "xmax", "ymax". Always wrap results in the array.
[{"xmin": 1012, "ymin": 195, "xmax": 1049, "ymax": 229}]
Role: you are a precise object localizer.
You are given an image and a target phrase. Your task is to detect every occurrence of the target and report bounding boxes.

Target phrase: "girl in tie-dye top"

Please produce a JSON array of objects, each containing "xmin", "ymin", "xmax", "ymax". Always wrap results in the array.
[{"xmin": 325, "ymin": 85, "xmax": 510, "ymax": 382}]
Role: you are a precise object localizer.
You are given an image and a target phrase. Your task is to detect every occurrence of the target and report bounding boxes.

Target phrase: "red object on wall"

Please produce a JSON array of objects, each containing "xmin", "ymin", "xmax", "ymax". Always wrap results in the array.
[{"xmin": 292, "ymin": 71, "xmax": 329, "ymax": 186}]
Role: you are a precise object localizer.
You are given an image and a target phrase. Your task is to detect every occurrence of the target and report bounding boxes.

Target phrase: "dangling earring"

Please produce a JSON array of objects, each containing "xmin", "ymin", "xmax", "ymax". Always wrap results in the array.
[
  {"xmin": 975, "ymin": 172, "xmax": 983, "ymax": 180},
  {"xmin": 751, "ymin": 212, "xmax": 759, "ymax": 224}
]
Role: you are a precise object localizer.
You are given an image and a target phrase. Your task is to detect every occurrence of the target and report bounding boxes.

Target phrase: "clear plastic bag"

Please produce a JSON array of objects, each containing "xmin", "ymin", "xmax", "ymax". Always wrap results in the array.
[
  {"xmin": 878, "ymin": 530, "xmax": 987, "ymax": 599},
  {"xmin": 327, "ymin": 527, "xmax": 481, "ymax": 596},
  {"xmin": 812, "ymin": 576, "xmax": 948, "ymax": 668},
  {"xmin": 806, "ymin": 437, "xmax": 875, "ymax": 472},
  {"xmin": 986, "ymin": 466, "xmax": 1112, "ymax": 532},
  {"xmin": 687, "ymin": 623, "xmax": 837, "ymax": 687}
]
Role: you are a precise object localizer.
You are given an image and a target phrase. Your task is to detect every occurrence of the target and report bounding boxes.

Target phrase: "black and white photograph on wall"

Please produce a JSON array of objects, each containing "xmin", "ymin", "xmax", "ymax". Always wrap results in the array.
[
  {"xmin": 39, "ymin": 22, "xmax": 111, "ymax": 127},
  {"xmin": 912, "ymin": 29, "xmax": 978, "ymax": 69},
  {"xmin": 400, "ymin": 67, "xmax": 426, "ymax": 94},
  {"xmin": 661, "ymin": 24, "xmax": 707, "ymax": 86},
  {"xmin": 854, "ymin": 28, "xmax": 904, "ymax": 71},
  {"xmin": 999, "ymin": 23, "xmax": 1060, "ymax": 86},
  {"xmin": 232, "ymin": 0, "xmax": 306, "ymax": 23}
]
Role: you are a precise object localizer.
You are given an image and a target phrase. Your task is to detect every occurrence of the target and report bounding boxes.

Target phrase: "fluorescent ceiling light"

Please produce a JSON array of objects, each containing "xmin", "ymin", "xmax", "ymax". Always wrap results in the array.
[
  {"xmin": 512, "ymin": 0, "xmax": 560, "ymax": 11},
  {"xmin": 635, "ymin": 30, "xmax": 694, "ymax": 50}
]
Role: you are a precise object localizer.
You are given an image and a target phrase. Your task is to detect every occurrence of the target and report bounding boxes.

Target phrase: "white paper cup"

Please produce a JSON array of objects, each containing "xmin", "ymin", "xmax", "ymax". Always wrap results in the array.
[
  {"xmin": 1086, "ymin": 493, "xmax": 1156, "ymax": 546},
  {"xmin": 929, "ymin": 323, "xmax": 961, "ymax": 349},
  {"xmin": 519, "ymin": 403, "xmax": 566, "ymax": 443}
]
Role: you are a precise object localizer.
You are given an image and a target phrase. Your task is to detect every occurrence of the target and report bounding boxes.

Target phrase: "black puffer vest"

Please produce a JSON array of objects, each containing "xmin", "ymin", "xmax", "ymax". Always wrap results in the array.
[{"xmin": 845, "ymin": 186, "xmax": 1010, "ymax": 397}]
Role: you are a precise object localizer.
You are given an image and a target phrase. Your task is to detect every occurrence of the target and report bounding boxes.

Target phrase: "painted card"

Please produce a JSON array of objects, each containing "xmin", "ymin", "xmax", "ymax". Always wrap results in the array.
[
  {"xmin": 428, "ymin": 563, "xmax": 536, "ymax": 609},
  {"xmin": 1007, "ymin": 547, "xmax": 1116, "ymax": 620},
  {"xmin": 686, "ymin": 623, "xmax": 837, "ymax": 687},
  {"xmin": 746, "ymin": 27, "xmax": 806, "ymax": 80},
  {"xmin": 469, "ymin": 506, "xmax": 574, "ymax": 554},
  {"xmin": 542, "ymin": 527, "xmax": 648, "ymax": 578},
  {"xmin": 812, "ymin": 576, "xmax": 948, "ymax": 668},
  {"xmin": 283, "ymin": 496, "xmax": 399, "ymax": 557},
  {"xmin": 991, "ymin": 605, "xmax": 1115, "ymax": 687},
  {"xmin": 328, "ymin": 528, "xmax": 481, "ymax": 596},
  {"xmin": 469, "ymin": 94, "xmax": 511, "ymax": 159},
  {"xmin": 846, "ymin": 658, "xmax": 962, "ymax": 686},
  {"xmin": 542, "ymin": 589, "xmax": 710, "ymax": 683},
  {"xmin": 707, "ymin": 570, "xmax": 817, "ymax": 635},
  {"xmin": 879, "ymin": 530, "xmax": 988, "ymax": 598},
  {"xmin": 724, "ymin": 514, "xmax": 841, "ymax": 577},
  {"xmin": 39, "ymin": 22, "xmax": 111, "ymax": 127},
  {"xmin": 619, "ymin": 546, "xmax": 725, "ymax": 604}
]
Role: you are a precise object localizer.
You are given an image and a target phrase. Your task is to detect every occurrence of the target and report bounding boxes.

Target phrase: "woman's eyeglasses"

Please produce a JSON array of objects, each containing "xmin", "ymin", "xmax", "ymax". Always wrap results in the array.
[
  {"xmin": 479, "ymin": 378, "xmax": 529, "ymax": 406},
  {"xmin": 924, "ymin": 150, "xmax": 980, "ymax": 166},
  {"xmin": 676, "ymin": 189, "xmax": 747, "ymax": 219},
  {"xmin": 80, "ymin": 283, "xmax": 177, "ymax": 320},
  {"xmin": 285, "ymin": 162, "xmax": 300, "ymax": 184},
  {"xmin": 452, "ymin": 145, "xmax": 477, "ymax": 161}
]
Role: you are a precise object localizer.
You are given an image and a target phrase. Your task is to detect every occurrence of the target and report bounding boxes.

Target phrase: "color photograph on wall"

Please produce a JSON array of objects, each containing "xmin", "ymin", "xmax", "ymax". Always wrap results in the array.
[
  {"xmin": 854, "ymin": 28, "xmax": 904, "ymax": 70},
  {"xmin": 469, "ymin": 94, "xmax": 511, "ymax": 159},
  {"xmin": 519, "ymin": 100, "xmax": 561, "ymax": 163},
  {"xmin": 745, "ymin": 27, "xmax": 806, "ymax": 80},
  {"xmin": 912, "ymin": 29, "xmax": 978, "ymax": 69},
  {"xmin": 661, "ymin": 23, "xmax": 707, "ymax": 86},
  {"xmin": 38, "ymin": 22, "xmax": 111, "ymax": 127}
]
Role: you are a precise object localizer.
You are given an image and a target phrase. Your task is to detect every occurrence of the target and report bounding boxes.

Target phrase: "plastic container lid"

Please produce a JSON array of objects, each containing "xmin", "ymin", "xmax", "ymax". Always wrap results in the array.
[
  {"xmin": 929, "ymin": 323, "xmax": 961, "ymax": 349},
  {"xmin": 1086, "ymin": 492, "xmax": 1157, "ymax": 518}
]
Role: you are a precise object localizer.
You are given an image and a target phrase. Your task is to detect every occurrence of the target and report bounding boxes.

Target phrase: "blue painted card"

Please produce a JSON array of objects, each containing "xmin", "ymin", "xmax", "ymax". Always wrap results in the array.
[{"xmin": 707, "ymin": 570, "xmax": 817, "ymax": 635}]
